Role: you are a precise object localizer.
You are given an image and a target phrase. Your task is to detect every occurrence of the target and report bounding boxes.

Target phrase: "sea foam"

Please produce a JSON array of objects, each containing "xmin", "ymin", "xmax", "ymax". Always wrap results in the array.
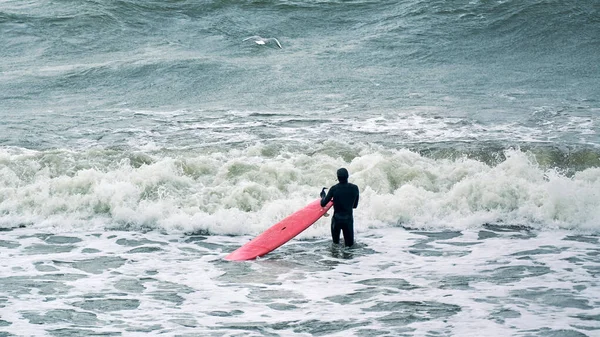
[{"xmin": 1, "ymin": 144, "xmax": 599, "ymax": 234}]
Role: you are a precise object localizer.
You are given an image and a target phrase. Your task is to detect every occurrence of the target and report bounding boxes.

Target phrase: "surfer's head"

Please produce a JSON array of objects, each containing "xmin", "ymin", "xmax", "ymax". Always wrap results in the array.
[{"xmin": 337, "ymin": 168, "xmax": 349, "ymax": 183}]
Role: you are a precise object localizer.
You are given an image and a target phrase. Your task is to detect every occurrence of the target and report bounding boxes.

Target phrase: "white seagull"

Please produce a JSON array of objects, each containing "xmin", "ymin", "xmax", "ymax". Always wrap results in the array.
[{"xmin": 243, "ymin": 35, "xmax": 282, "ymax": 49}]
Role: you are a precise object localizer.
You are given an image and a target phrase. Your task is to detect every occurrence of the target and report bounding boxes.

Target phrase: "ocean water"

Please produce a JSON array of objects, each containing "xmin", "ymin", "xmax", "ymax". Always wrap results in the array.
[{"xmin": 1, "ymin": 0, "xmax": 599, "ymax": 336}]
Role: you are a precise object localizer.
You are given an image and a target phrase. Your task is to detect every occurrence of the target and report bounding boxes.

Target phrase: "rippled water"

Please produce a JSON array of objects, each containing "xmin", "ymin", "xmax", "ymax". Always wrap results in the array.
[{"xmin": 1, "ymin": 226, "xmax": 599, "ymax": 336}]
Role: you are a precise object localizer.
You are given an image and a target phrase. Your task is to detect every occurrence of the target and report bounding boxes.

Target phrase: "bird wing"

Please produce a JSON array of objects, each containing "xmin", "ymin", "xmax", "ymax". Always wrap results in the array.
[{"xmin": 242, "ymin": 35, "xmax": 261, "ymax": 42}]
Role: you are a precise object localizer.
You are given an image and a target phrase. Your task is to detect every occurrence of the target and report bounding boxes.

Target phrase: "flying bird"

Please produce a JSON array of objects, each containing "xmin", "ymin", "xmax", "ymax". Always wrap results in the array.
[{"xmin": 243, "ymin": 35, "xmax": 282, "ymax": 49}]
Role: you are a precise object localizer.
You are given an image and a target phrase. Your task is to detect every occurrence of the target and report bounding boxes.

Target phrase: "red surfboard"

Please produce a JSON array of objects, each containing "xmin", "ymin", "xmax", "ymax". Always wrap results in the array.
[{"xmin": 225, "ymin": 199, "xmax": 333, "ymax": 261}]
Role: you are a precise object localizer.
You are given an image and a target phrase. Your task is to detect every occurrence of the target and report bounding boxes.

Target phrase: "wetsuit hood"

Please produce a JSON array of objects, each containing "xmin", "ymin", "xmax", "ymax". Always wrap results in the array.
[{"xmin": 337, "ymin": 168, "xmax": 349, "ymax": 183}]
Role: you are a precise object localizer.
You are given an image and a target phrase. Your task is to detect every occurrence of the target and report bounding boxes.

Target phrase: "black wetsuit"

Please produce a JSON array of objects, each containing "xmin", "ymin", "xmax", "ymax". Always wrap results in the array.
[{"xmin": 320, "ymin": 181, "xmax": 359, "ymax": 247}]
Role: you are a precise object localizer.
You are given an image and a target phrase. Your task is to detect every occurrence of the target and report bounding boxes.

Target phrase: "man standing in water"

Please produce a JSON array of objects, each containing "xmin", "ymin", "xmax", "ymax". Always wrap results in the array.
[{"xmin": 320, "ymin": 168, "xmax": 359, "ymax": 247}]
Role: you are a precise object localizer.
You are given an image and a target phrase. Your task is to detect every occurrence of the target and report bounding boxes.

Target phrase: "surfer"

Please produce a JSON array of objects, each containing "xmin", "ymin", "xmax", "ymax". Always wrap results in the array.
[{"xmin": 320, "ymin": 168, "xmax": 359, "ymax": 247}]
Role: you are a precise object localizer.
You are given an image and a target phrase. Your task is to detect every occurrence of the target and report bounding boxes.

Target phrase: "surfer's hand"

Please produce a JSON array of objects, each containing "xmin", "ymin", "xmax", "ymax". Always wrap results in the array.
[{"xmin": 320, "ymin": 187, "xmax": 327, "ymax": 199}]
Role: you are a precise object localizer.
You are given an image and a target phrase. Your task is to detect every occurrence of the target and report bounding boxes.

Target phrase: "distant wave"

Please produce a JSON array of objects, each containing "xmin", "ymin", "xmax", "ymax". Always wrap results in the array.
[
  {"xmin": 354, "ymin": 0, "xmax": 600, "ymax": 63},
  {"xmin": 2, "ymin": 0, "xmax": 597, "ymax": 112}
]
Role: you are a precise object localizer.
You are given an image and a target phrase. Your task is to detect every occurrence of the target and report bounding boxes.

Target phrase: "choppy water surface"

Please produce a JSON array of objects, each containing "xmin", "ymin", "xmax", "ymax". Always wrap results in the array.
[{"xmin": 1, "ymin": 227, "xmax": 598, "ymax": 336}]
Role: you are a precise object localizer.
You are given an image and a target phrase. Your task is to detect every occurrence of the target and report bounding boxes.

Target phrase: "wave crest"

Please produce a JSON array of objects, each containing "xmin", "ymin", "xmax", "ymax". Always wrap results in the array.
[{"xmin": 1, "ymin": 144, "xmax": 599, "ymax": 234}]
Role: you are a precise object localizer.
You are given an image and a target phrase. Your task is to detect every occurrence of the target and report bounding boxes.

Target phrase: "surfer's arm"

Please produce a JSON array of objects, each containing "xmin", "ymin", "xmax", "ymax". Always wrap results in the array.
[
  {"xmin": 353, "ymin": 186, "xmax": 359, "ymax": 208},
  {"xmin": 320, "ymin": 187, "xmax": 334, "ymax": 207}
]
